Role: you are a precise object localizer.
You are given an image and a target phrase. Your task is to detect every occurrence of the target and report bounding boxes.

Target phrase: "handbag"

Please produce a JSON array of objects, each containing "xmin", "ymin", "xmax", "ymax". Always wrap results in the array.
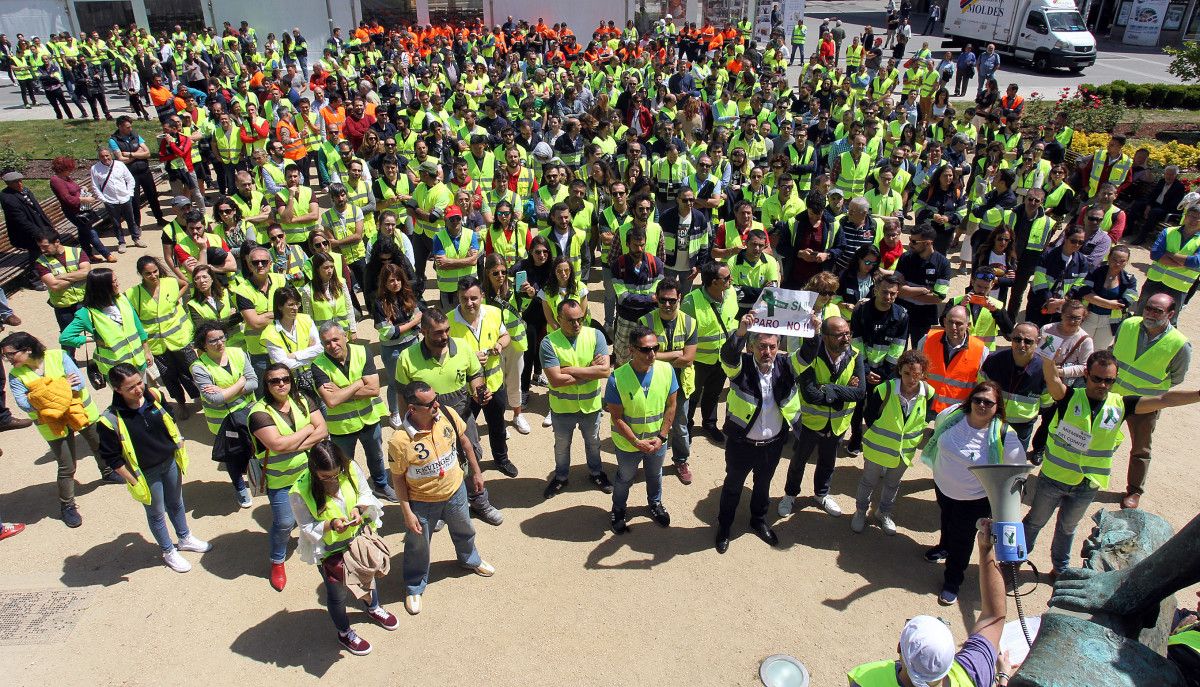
[{"xmin": 83, "ymin": 339, "xmax": 105, "ymax": 390}]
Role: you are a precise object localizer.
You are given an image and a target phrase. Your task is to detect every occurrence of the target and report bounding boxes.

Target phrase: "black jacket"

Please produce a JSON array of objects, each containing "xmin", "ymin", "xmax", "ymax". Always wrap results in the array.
[
  {"xmin": 794, "ymin": 339, "xmax": 868, "ymax": 434},
  {"xmin": 849, "ymin": 301, "xmax": 910, "ymax": 379},
  {"xmin": 658, "ymin": 207, "xmax": 713, "ymax": 269},
  {"xmin": 1148, "ymin": 178, "xmax": 1186, "ymax": 213},
  {"xmin": 719, "ymin": 331, "xmax": 801, "ymax": 442},
  {"xmin": 0, "ymin": 186, "xmax": 53, "ymax": 248}
]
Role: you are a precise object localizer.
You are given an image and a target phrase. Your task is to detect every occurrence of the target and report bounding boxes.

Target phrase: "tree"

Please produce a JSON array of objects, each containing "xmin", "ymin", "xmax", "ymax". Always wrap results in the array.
[{"xmin": 1165, "ymin": 41, "xmax": 1200, "ymax": 82}]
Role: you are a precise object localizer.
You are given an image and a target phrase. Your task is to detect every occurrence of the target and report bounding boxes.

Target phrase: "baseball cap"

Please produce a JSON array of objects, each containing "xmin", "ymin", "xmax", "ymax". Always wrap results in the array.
[
  {"xmin": 444, "ymin": 205, "xmax": 463, "ymax": 219},
  {"xmin": 419, "ymin": 159, "xmax": 439, "ymax": 175},
  {"xmin": 899, "ymin": 616, "xmax": 956, "ymax": 687},
  {"xmin": 171, "ymin": 195, "xmax": 192, "ymax": 208},
  {"xmin": 827, "ymin": 187, "xmax": 845, "ymax": 198}
]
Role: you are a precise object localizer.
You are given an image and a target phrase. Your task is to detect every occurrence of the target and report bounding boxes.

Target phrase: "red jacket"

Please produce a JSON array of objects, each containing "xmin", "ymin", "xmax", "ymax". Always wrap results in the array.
[{"xmin": 159, "ymin": 133, "xmax": 194, "ymax": 173}]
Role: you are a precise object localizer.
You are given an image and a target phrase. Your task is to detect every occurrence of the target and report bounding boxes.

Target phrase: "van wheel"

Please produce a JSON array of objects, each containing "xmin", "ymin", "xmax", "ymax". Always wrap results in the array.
[{"xmin": 1032, "ymin": 53, "xmax": 1050, "ymax": 72}]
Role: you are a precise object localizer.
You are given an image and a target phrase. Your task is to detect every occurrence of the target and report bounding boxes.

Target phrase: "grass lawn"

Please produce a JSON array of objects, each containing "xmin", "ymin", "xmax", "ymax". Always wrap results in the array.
[{"xmin": 0, "ymin": 119, "xmax": 119, "ymax": 162}]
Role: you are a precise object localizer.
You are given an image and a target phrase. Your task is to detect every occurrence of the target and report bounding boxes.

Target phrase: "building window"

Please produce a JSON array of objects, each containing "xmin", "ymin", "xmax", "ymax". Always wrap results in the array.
[
  {"xmin": 361, "ymin": 0, "xmax": 417, "ymax": 28},
  {"xmin": 74, "ymin": 1, "xmax": 136, "ymax": 35},
  {"xmin": 144, "ymin": 0, "xmax": 205, "ymax": 34},
  {"xmin": 428, "ymin": 0, "xmax": 483, "ymax": 25}
]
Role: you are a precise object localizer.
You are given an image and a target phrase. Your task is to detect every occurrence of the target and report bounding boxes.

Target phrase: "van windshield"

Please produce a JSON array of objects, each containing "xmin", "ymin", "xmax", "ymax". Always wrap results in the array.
[{"xmin": 1046, "ymin": 11, "xmax": 1087, "ymax": 32}]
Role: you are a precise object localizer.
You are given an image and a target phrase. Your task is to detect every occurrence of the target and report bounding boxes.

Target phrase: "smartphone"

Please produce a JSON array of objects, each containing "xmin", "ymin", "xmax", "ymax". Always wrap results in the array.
[
  {"xmin": 968, "ymin": 293, "xmax": 989, "ymax": 307},
  {"xmin": 515, "ymin": 270, "xmax": 527, "ymax": 290}
]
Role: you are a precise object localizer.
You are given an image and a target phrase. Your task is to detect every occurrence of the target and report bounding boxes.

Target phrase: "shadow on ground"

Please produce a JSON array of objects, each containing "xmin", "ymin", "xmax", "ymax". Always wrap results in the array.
[
  {"xmin": 230, "ymin": 608, "xmax": 345, "ymax": 676},
  {"xmin": 60, "ymin": 531, "xmax": 159, "ymax": 587}
]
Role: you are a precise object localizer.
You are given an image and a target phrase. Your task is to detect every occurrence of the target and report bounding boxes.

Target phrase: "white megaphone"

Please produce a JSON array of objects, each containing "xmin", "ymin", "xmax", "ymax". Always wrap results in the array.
[{"xmin": 970, "ymin": 464, "xmax": 1033, "ymax": 563}]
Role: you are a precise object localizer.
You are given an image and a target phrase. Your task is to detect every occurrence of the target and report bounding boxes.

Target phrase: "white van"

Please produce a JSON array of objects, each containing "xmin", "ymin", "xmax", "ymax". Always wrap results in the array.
[{"xmin": 942, "ymin": 0, "xmax": 1097, "ymax": 73}]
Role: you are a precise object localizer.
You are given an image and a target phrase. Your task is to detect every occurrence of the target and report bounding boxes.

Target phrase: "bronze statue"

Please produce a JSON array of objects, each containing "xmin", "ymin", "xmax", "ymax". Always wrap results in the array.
[{"xmin": 1010, "ymin": 509, "xmax": 1199, "ymax": 687}]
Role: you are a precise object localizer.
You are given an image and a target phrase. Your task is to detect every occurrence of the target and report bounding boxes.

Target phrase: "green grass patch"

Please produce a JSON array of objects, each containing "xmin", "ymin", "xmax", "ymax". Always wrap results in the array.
[{"xmin": 0, "ymin": 119, "xmax": 119, "ymax": 161}]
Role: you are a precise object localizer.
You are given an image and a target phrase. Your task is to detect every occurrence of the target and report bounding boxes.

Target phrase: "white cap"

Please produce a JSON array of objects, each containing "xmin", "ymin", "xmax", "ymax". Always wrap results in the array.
[
  {"xmin": 1178, "ymin": 191, "xmax": 1200, "ymax": 212},
  {"xmin": 533, "ymin": 142, "xmax": 554, "ymax": 162},
  {"xmin": 899, "ymin": 616, "xmax": 956, "ymax": 687}
]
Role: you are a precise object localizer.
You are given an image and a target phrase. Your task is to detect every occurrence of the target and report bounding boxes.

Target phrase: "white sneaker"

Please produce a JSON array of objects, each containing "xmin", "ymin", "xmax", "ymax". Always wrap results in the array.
[
  {"xmin": 850, "ymin": 510, "xmax": 867, "ymax": 533},
  {"xmin": 513, "ymin": 414, "xmax": 531, "ymax": 434},
  {"xmin": 163, "ymin": 548, "xmax": 192, "ymax": 573},
  {"xmin": 542, "ymin": 411, "xmax": 553, "ymax": 427},
  {"xmin": 777, "ymin": 495, "xmax": 796, "ymax": 517},
  {"xmin": 236, "ymin": 486, "xmax": 252, "ymax": 509},
  {"xmin": 389, "ymin": 412, "xmax": 402, "ymax": 429},
  {"xmin": 177, "ymin": 534, "xmax": 212, "ymax": 553},
  {"xmin": 505, "ymin": 427, "xmax": 511, "ymax": 440},
  {"xmin": 816, "ymin": 495, "xmax": 843, "ymax": 517},
  {"xmin": 433, "ymin": 519, "xmax": 445, "ymax": 532},
  {"xmin": 405, "ymin": 594, "xmax": 422, "ymax": 615},
  {"xmin": 462, "ymin": 559, "xmax": 495, "ymax": 577},
  {"xmin": 877, "ymin": 512, "xmax": 897, "ymax": 536}
]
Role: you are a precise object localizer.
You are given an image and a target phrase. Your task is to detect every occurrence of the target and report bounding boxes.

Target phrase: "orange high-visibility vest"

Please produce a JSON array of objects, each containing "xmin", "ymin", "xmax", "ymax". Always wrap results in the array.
[{"xmin": 923, "ymin": 331, "xmax": 986, "ymax": 413}]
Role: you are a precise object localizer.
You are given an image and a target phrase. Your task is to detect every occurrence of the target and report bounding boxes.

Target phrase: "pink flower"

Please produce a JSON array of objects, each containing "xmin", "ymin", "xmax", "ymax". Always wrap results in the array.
[{"xmin": 1031, "ymin": 91, "xmax": 1040, "ymax": 98}]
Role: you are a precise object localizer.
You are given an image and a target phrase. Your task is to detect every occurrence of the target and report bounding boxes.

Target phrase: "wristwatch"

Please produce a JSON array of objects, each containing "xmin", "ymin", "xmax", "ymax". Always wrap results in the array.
[{"xmin": 658, "ymin": 433, "xmax": 670, "ymax": 442}]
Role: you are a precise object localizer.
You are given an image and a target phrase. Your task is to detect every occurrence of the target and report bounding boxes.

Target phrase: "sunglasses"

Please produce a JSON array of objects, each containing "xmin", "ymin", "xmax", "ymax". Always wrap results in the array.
[
  {"xmin": 206, "ymin": 335, "xmax": 227, "ymax": 345},
  {"xmin": 1068, "ymin": 238, "xmax": 1086, "ymax": 245},
  {"xmin": 1089, "ymin": 375, "xmax": 1117, "ymax": 385},
  {"xmin": 862, "ymin": 259, "xmax": 878, "ymax": 266},
  {"xmin": 1011, "ymin": 336, "xmax": 1037, "ymax": 345},
  {"xmin": 251, "ymin": 259, "xmax": 270, "ymax": 266},
  {"xmin": 410, "ymin": 399, "xmax": 439, "ymax": 409},
  {"xmin": 971, "ymin": 397, "xmax": 997, "ymax": 408},
  {"xmin": 266, "ymin": 377, "xmax": 291, "ymax": 386},
  {"xmin": 1086, "ymin": 216, "xmax": 1103, "ymax": 222},
  {"xmin": 219, "ymin": 208, "xmax": 235, "ymax": 214},
  {"xmin": 634, "ymin": 345, "xmax": 658, "ymax": 353},
  {"xmin": 658, "ymin": 297, "xmax": 679, "ymax": 305}
]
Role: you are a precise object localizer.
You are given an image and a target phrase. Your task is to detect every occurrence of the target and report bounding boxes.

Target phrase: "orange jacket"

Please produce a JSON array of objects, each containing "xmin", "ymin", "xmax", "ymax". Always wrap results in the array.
[{"xmin": 276, "ymin": 120, "xmax": 307, "ymax": 160}]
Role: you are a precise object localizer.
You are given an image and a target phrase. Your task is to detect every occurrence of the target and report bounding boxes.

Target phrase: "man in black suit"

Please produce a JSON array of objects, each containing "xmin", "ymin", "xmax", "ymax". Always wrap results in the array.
[{"xmin": 1131, "ymin": 165, "xmax": 1186, "ymax": 245}]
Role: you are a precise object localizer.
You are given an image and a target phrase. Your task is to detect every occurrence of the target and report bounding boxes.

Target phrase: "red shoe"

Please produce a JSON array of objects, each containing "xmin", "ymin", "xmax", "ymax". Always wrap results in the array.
[
  {"xmin": 270, "ymin": 562, "xmax": 287, "ymax": 591},
  {"xmin": 676, "ymin": 462, "xmax": 693, "ymax": 485},
  {"xmin": 367, "ymin": 606, "xmax": 399, "ymax": 631},
  {"xmin": 0, "ymin": 523, "xmax": 24, "ymax": 541},
  {"xmin": 337, "ymin": 630, "xmax": 372, "ymax": 656}
]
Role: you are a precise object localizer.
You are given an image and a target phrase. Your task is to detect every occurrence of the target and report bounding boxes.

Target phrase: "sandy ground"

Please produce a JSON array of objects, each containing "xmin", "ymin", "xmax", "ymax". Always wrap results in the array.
[{"xmin": 0, "ymin": 201, "xmax": 1197, "ymax": 687}]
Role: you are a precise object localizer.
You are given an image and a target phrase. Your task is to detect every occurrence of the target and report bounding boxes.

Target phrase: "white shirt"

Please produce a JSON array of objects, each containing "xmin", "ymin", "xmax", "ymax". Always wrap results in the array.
[
  {"xmin": 745, "ymin": 364, "xmax": 783, "ymax": 441},
  {"xmin": 670, "ymin": 212, "xmax": 693, "ymax": 271},
  {"xmin": 265, "ymin": 317, "xmax": 322, "ymax": 369},
  {"xmin": 90, "ymin": 159, "xmax": 136, "ymax": 204},
  {"xmin": 933, "ymin": 407, "xmax": 1027, "ymax": 501}
]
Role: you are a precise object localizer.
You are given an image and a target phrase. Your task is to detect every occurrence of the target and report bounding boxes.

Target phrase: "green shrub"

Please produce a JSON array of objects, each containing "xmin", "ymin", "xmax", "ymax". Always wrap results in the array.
[
  {"xmin": 1148, "ymin": 84, "xmax": 1169, "ymax": 108},
  {"xmin": 1109, "ymin": 83, "xmax": 1126, "ymax": 103}
]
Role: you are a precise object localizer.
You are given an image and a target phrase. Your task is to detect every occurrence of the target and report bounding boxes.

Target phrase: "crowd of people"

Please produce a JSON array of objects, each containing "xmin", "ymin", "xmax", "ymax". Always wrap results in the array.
[{"xmin": 1, "ymin": 5, "xmax": 1199, "ymax": 680}]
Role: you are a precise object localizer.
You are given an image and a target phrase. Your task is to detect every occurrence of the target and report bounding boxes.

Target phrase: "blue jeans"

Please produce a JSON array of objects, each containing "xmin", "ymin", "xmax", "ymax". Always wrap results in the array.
[
  {"xmin": 0, "ymin": 287, "xmax": 12, "ymax": 319},
  {"xmin": 380, "ymin": 343, "xmax": 405, "ymax": 415},
  {"xmin": 551, "ymin": 411, "xmax": 604, "ymax": 480},
  {"xmin": 402, "ymin": 483, "xmax": 481, "ymax": 595},
  {"xmin": 141, "ymin": 459, "xmax": 189, "ymax": 552},
  {"xmin": 612, "ymin": 446, "xmax": 666, "ymax": 512},
  {"xmin": 330, "ymin": 422, "xmax": 389, "ymax": 490},
  {"xmin": 1022, "ymin": 474, "xmax": 1098, "ymax": 573},
  {"xmin": 267, "ymin": 486, "xmax": 296, "ymax": 564},
  {"xmin": 322, "ymin": 571, "xmax": 378, "ymax": 633},
  {"xmin": 669, "ymin": 394, "xmax": 690, "ymax": 465}
]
